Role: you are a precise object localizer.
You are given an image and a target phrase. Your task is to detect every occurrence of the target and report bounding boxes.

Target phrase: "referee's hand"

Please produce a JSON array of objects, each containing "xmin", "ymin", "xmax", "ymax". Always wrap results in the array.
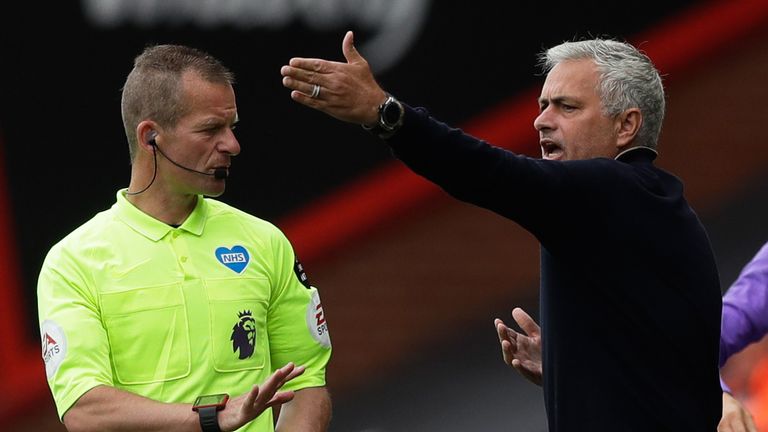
[{"xmin": 219, "ymin": 362, "xmax": 305, "ymax": 432}]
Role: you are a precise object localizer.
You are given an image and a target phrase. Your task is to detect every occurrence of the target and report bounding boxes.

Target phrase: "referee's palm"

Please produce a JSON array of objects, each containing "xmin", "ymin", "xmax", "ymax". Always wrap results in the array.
[{"xmin": 219, "ymin": 362, "xmax": 305, "ymax": 432}]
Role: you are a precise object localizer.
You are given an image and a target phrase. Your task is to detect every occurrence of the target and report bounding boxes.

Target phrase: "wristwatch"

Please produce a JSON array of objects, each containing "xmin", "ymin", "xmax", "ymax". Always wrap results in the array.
[
  {"xmin": 362, "ymin": 94, "xmax": 405, "ymax": 139},
  {"xmin": 192, "ymin": 393, "xmax": 229, "ymax": 432}
]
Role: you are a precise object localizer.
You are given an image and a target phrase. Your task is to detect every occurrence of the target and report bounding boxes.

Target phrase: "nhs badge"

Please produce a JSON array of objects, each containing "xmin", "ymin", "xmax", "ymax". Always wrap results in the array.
[{"xmin": 215, "ymin": 245, "xmax": 250, "ymax": 274}]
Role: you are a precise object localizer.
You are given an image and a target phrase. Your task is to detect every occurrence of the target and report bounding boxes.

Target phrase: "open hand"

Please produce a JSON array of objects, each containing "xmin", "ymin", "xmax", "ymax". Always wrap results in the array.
[
  {"xmin": 219, "ymin": 362, "xmax": 305, "ymax": 432},
  {"xmin": 495, "ymin": 308, "xmax": 542, "ymax": 386},
  {"xmin": 281, "ymin": 31, "xmax": 388, "ymax": 125}
]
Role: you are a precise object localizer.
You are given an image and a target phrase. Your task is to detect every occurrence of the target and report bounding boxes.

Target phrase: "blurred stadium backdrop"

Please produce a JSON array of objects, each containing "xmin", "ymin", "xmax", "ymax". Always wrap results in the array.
[{"xmin": 3, "ymin": 0, "xmax": 768, "ymax": 430}]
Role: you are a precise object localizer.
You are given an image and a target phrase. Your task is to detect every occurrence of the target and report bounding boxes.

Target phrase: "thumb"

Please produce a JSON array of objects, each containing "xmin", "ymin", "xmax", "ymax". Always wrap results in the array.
[{"xmin": 342, "ymin": 30, "xmax": 363, "ymax": 64}]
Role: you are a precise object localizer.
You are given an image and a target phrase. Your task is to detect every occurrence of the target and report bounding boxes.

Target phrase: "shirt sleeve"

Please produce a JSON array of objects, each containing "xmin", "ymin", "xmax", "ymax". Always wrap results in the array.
[
  {"xmin": 385, "ymin": 104, "xmax": 612, "ymax": 245},
  {"xmin": 37, "ymin": 245, "xmax": 114, "ymax": 420},
  {"xmin": 266, "ymin": 228, "xmax": 331, "ymax": 391},
  {"xmin": 720, "ymin": 241, "xmax": 768, "ymax": 367}
]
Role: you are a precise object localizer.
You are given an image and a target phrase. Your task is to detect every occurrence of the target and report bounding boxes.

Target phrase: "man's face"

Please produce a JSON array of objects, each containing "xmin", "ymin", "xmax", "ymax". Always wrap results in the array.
[
  {"xmin": 534, "ymin": 59, "xmax": 620, "ymax": 161},
  {"xmin": 160, "ymin": 71, "xmax": 240, "ymax": 197}
]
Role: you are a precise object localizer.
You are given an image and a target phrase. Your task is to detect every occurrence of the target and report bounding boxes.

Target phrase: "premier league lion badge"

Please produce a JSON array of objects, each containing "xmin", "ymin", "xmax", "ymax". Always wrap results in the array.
[{"xmin": 231, "ymin": 310, "xmax": 256, "ymax": 359}]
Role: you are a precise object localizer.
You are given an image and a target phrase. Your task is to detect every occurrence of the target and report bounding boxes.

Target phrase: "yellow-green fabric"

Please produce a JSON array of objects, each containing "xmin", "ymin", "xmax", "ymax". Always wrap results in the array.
[{"xmin": 38, "ymin": 190, "xmax": 331, "ymax": 430}]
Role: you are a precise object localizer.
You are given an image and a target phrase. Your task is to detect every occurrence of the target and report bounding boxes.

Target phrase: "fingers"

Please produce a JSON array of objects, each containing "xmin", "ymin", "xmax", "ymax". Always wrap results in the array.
[
  {"xmin": 282, "ymin": 30, "xmax": 362, "ymax": 85},
  {"xmin": 342, "ymin": 30, "xmax": 363, "ymax": 64},
  {"xmin": 280, "ymin": 62, "xmax": 333, "ymax": 104},
  {"xmin": 495, "ymin": 319, "xmax": 517, "ymax": 346},
  {"xmin": 495, "ymin": 319, "xmax": 518, "ymax": 366},
  {"xmin": 281, "ymin": 66, "xmax": 322, "ymax": 89},
  {"xmin": 223, "ymin": 363, "xmax": 307, "ymax": 431},
  {"xmin": 281, "ymin": 74, "xmax": 326, "ymax": 108},
  {"xmin": 512, "ymin": 307, "xmax": 540, "ymax": 337},
  {"xmin": 280, "ymin": 59, "xmax": 333, "ymax": 104},
  {"xmin": 285, "ymin": 364, "xmax": 306, "ymax": 382},
  {"xmin": 494, "ymin": 318, "xmax": 507, "ymax": 343},
  {"xmin": 280, "ymin": 77, "xmax": 316, "ymax": 99},
  {"xmin": 287, "ymin": 29, "xmax": 361, "ymax": 72},
  {"xmin": 267, "ymin": 362, "xmax": 297, "ymax": 390},
  {"xmin": 287, "ymin": 57, "xmax": 330, "ymax": 75},
  {"xmin": 242, "ymin": 383, "xmax": 260, "ymax": 410},
  {"xmin": 266, "ymin": 390, "xmax": 296, "ymax": 409},
  {"xmin": 260, "ymin": 363, "xmax": 304, "ymax": 408},
  {"xmin": 247, "ymin": 363, "xmax": 292, "ymax": 407},
  {"xmin": 246, "ymin": 362, "xmax": 297, "ymax": 405},
  {"xmin": 501, "ymin": 339, "xmax": 517, "ymax": 365},
  {"xmin": 262, "ymin": 363, "xmax": 305, "ymax": 397}
]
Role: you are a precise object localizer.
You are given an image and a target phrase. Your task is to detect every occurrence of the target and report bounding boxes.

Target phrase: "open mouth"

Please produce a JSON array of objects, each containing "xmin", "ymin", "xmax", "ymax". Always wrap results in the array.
[
  {"xmin": 541, "ymin": 140, "xmax": 564, "ymax": 160},
  {"xmin": 212, "ymin": 166, "xmax": 230, "ymax": 179}
]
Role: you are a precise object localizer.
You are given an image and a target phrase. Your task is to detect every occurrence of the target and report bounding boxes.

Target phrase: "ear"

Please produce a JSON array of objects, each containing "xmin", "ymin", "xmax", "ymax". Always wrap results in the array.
[
  {"xmin": 136, "ymin": 121, "xmax": 159, "ymax": 153},
  {"xmin": 615, "ymin": 108, "xmax": 642, "ymax": 150}
]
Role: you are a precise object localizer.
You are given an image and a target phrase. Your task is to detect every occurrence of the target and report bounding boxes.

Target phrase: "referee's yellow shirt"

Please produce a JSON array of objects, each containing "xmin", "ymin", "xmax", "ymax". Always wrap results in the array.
[{"xmin": 38, "ymin": 190, "xmax": 331, "ymax": 430}]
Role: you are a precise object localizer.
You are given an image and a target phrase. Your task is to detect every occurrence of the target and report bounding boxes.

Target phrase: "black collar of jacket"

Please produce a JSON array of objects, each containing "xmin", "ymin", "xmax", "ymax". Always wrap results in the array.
[{"xmin": 615, "ymin": 146, "xmax": 658, "ymax": 163}]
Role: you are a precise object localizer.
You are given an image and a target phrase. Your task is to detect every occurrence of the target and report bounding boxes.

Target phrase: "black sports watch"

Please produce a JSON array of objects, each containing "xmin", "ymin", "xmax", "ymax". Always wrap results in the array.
[
  {"xmin": 192, "ymin": 393, "xmax": 229, "ymax": 432},
  {"xmin": 362, "ymin": 94, "xmax": 405, "ymax": 139}
]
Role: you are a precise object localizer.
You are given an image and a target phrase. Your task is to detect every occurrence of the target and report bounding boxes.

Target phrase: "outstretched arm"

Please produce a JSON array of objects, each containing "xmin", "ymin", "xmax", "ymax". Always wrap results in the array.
[
  {"xmin": 494, "ymin": 307, "xmax": 542, "ymax": 386},
  {"xmin": 281, "ymin": 31, "xmax": 387, "ymax": 126}
]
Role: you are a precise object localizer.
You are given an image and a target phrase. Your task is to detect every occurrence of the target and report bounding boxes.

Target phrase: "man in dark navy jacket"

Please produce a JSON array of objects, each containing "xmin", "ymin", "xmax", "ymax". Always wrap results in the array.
[{"xmin": 280, "ymin": 32, "xmax": 722, "ymax": 431}]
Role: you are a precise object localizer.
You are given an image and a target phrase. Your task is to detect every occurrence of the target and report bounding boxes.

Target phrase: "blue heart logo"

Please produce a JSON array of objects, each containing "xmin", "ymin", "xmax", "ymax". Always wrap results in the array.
[{"xmin": 215, "ymin": 245, "xmax": 250, "ymax": 274}]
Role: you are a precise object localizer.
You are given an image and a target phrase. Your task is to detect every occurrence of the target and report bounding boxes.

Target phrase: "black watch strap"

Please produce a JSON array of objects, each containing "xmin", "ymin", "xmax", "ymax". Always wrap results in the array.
[{"xmin": 197, "ymin": 406, "xmax": 222, "ymax": 432}]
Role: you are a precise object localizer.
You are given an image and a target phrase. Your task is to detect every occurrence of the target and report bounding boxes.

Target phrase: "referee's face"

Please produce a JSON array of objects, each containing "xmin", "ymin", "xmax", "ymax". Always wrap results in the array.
[
  {"xmin": 161, "ymin": 71, "xmax": 240, "ymax": 198},
  {"xmin": 534, "ymin": 59, "xmax": 622, "ymax": 162}
]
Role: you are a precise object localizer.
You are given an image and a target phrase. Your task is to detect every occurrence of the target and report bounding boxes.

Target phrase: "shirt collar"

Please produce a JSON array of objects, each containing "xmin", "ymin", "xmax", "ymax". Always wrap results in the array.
[
  {"xmin": 115, "ymin": 189, "xmax": 208, "ymax": 241},
  {"xmin": 615, "ymin": 146, "xmax": 658, "ymax": 162}
]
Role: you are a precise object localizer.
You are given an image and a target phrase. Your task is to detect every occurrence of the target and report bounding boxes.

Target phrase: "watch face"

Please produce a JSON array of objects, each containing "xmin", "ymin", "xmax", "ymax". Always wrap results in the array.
[
  {"xmin": 383, "ymin": 101, "xmax": 402, "ymax": 125},
  {"xmin": 193, "ymin": 394, "xmax": 229, "ymax": 411}
]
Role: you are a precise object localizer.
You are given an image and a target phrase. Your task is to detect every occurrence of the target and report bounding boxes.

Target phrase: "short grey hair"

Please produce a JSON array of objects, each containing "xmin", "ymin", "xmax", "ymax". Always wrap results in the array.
[
  {"xmin": 120, "ymin": 44, "xmax": 235, "ymax": 162},
  {"xmin": 538, "ymin": 39, "xmax": 665, "ymax": 149}
]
